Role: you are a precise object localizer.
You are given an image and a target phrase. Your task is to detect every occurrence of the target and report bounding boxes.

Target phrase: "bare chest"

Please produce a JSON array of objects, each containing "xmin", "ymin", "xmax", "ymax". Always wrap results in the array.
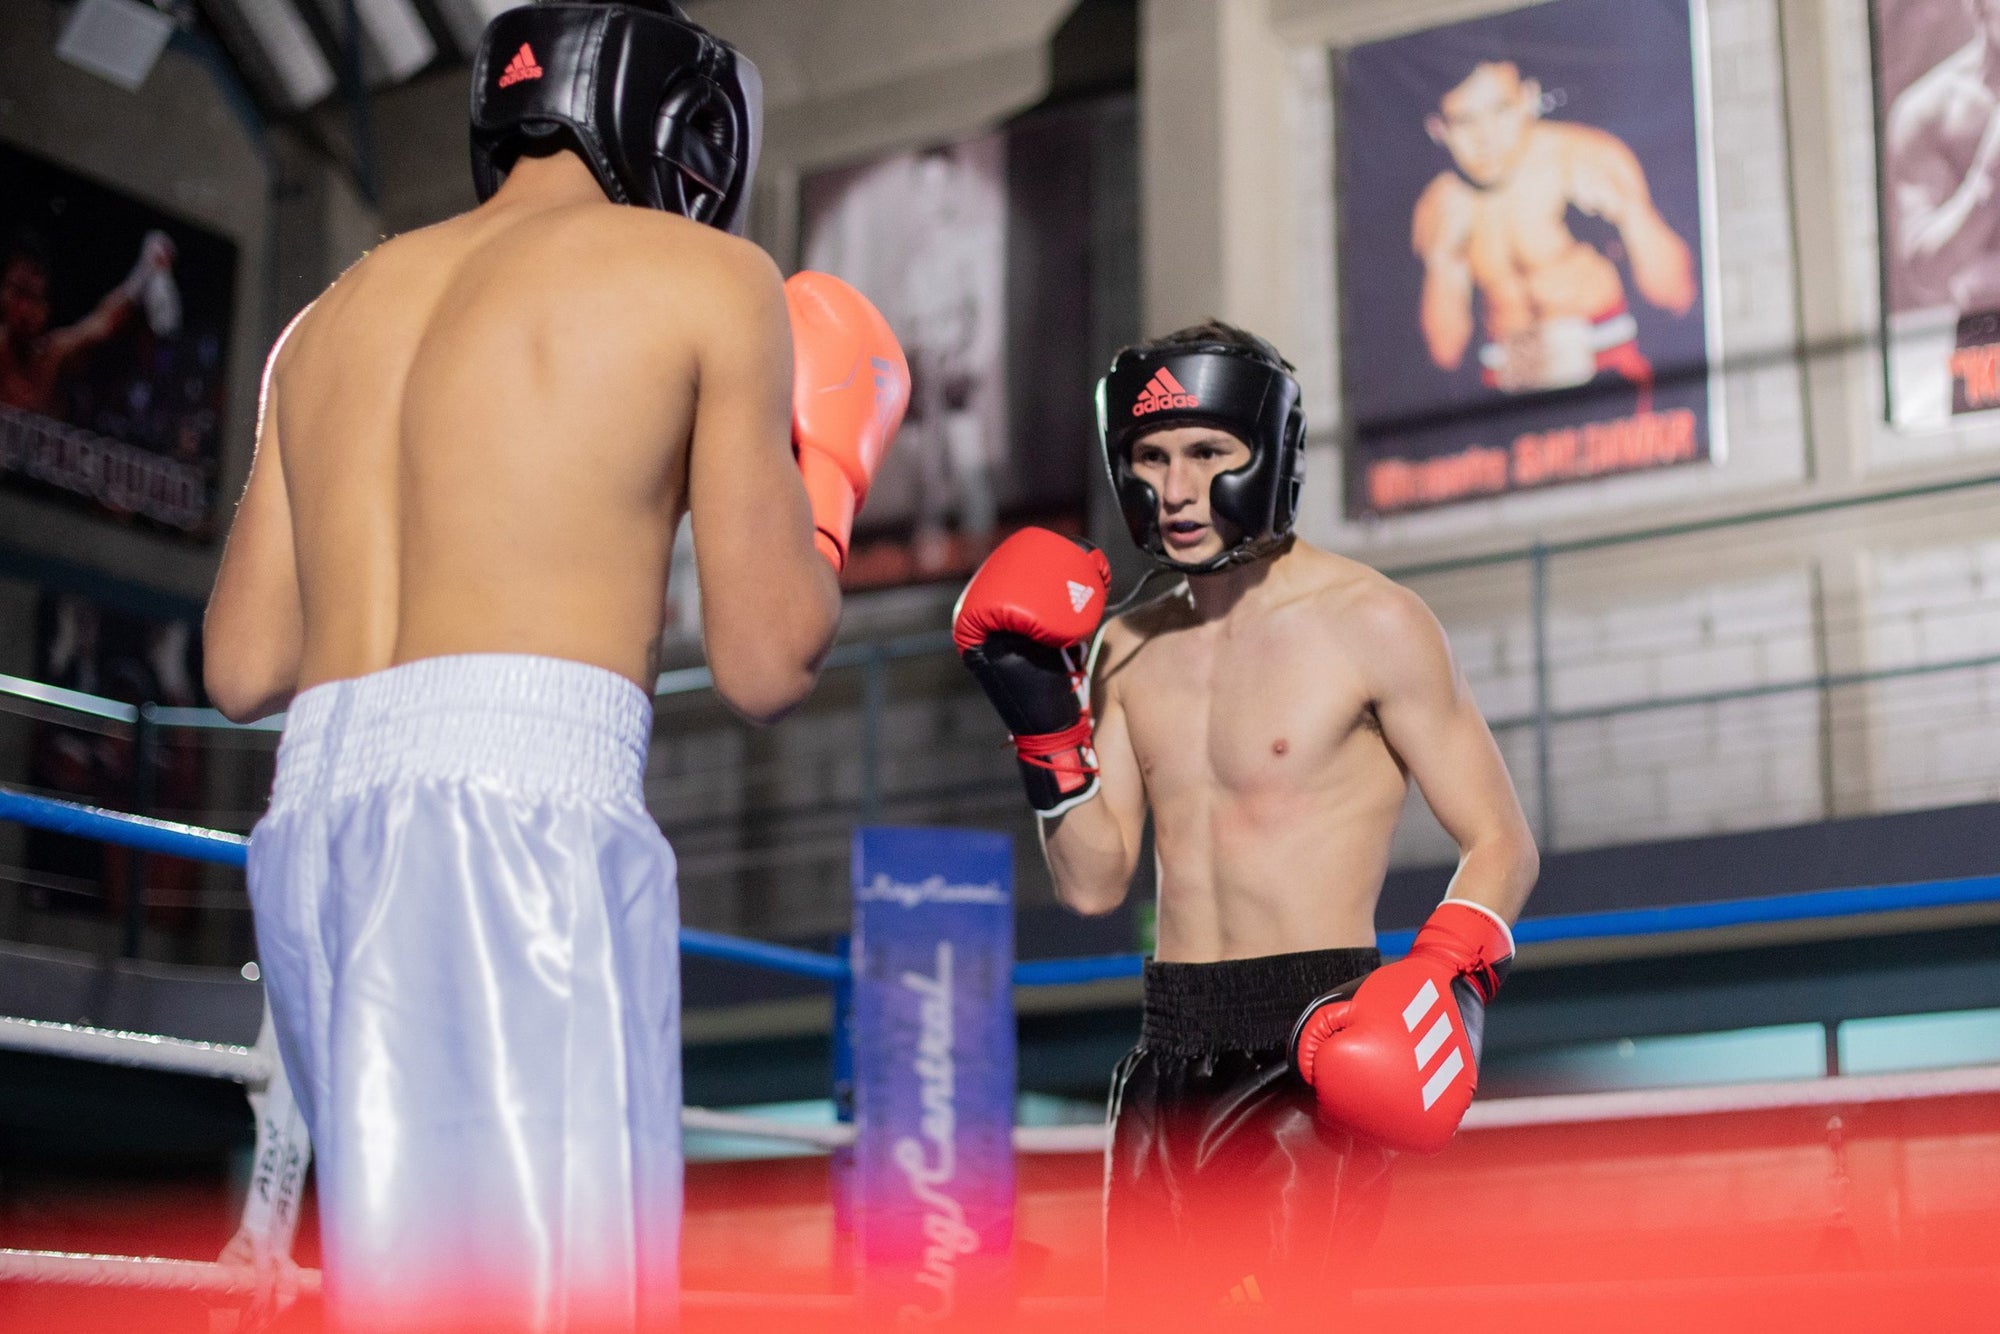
[
  {"xmin": 1469, "ymin": 160, "xmax": 1575, "ymax": 268},
  {"xmin": 1118, "ymin": 622, "xmax": 1379, "ymax": 797}
]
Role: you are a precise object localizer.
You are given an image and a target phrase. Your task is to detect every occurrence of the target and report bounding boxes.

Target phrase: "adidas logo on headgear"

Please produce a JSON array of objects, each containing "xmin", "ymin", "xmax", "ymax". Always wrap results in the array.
[
  {"xmin": 498, "ymin": 42, "xmax": 543, "ymax": 88},
  {"xmin": 1131, "ymin": 367, "xmax": 1199, "ymax": 416}
]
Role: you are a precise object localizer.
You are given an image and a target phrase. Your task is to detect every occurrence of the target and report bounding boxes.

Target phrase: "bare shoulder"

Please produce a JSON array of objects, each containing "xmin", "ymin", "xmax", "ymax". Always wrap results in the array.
[
  {"xmin": 1546, "ymin": 120, "xmax": 1637, "ymax": 167},
  {"xmin": 1415, "ymin": 171, "xmax": 1469, "ymax": 211},
  {"xmin": 273, "ymin": 224, "xmax": 443, "ymax": 365},
  {"xmin": 1412, "ymin": 173, "xmax": 1472, "ymax": 248},
  {"xmin": 1284, "ymin": 546, "xmax": 1440, "ymax": 645},
  {"xmin": 596, "ymin": 208, "xmax": 779, "ymax": 297}
]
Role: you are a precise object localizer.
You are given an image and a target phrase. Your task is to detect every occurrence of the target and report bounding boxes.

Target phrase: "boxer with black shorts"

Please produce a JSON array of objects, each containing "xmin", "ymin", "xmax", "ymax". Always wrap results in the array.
[
  {"xmin": 954, "ymin": 322, "xmax": 1537, "ymax": 1322},
  {"xmin": 205, "ymin": 4, "xmax": 907, "ymax": 1329}
]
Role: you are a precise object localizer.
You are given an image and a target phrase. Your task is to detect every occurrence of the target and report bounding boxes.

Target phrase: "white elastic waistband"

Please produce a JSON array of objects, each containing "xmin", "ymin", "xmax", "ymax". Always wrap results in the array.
[{"xmin": 270, "ymin": 655, "xmax": 653, "ymax": 808}]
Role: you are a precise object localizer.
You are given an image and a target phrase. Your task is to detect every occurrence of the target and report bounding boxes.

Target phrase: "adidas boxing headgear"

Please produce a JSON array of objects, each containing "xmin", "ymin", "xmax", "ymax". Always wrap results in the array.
[
  {"xmin": 469, "ymin": 1, "xmax": 761, "ymax": 233},
  {"xmin": 1096, "ymin": 336, "xmax": 1305, "ymax": 574}
]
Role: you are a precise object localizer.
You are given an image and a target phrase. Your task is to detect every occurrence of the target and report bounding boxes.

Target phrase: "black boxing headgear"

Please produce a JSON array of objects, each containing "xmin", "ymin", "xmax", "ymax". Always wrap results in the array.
[
  {"xmin": 469, "ymin": 1, "xmax": 761, "ymax": 233},
  {"xmin": 1096, "ymin": 338, "xmax": 1305, "ymax": 573}
]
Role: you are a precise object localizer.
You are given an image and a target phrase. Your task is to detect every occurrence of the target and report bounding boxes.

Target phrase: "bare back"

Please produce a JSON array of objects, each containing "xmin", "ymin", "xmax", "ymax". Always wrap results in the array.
[
  {"xmin": 1097, "ymin": 549, "xmax": 1411, "ymax": 959},
  {"xmin": 272, "ymin": 196, "xmax": 770, "ymax": 692}
]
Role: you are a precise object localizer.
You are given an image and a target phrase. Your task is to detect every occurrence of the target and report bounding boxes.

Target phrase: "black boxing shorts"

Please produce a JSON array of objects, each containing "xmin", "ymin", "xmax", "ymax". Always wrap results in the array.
[{"xmin": 1103, "ymin": 947, "xmax": 1393, "ymax": 1325}]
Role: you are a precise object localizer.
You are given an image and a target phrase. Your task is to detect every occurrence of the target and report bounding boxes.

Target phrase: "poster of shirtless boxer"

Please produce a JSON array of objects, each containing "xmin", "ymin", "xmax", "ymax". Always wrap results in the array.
[
  {"xmin": 1875, "ymin": 0, "xmax": 2000, "ymax": 425},
  {"xmin": 798, "ymin": 100, "xmax": 1113, "ymax": 590},
  {"xmin": 1338, "ymin": 0, "xmax": 1715, "ymax": 516},
  {"xmin": 0, "ymin": 143, "xmax": 236, "ymax": 539}
]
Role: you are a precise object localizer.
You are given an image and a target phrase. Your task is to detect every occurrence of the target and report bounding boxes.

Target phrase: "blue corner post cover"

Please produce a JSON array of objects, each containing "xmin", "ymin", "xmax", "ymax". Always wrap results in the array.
[{"xmin": 850, "ymin": 825, "xmax": 1016, "ymax": 1322}]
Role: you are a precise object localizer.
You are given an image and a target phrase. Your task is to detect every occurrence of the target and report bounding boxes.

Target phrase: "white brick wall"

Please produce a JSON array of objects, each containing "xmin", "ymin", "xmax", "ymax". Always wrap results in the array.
[
  {"xmin": 1392, "ymin": 566, "xmax": 1826, "ymax": 864},
  {"xmin": 1551, "ymin": 568, "xmax": 1823, "ymax": 845},
  {"xmin": 1864, "ymin": 540, "xmax": 2000, "ymax": 810}
]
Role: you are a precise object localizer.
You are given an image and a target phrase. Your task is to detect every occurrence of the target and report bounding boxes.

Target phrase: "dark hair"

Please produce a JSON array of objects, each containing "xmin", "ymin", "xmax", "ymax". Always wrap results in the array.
[
  {"xmin": 1438, "ymin": 57, "xmax": 1523, "ymax": 106},
  {"xmin": 1130, "ymin": 319, "xmax": 1292, "ymax": 372}
]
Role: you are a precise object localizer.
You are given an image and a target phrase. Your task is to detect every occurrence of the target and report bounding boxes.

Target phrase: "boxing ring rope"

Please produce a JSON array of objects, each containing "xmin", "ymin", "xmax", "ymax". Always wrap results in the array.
[
  {"xmin": 10, "ymin": 782, "xmax": 1999, "ymax": 988},
  {"xmin": 6, "ymin": 780, "xmax": 2000, "ymax": 1309},
  {"xmin": 0, "ymin": 1247, "xmax": 324, "ymax": 1296}
]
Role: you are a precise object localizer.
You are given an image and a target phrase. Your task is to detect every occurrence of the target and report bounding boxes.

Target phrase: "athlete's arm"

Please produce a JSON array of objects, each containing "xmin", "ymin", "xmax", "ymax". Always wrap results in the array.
[
  {"xmin": 1359, "ymin": 583, "xmax": 1537, "ymax": 923},
  {"xmin": 686, "ymin": 242, "xmax": 842, "ymax": 725},
  {"xmin": 1567, "ymin": 127, "xmax": 1695, "ymax": 317},
  {"xmin": 1040, "ymin": 619, "xmax": 1149, "ymax": 916},
  {"xmin": 45, "ymin": 231, "xmax": 171, "ymax": 368},
  {"xmin": 1412, "ymin": 176, "xmax": 1476, "ymax": 371},
  {"xmin": 204, "ymin": 329, "xmax": 306, "ymax": 723}
]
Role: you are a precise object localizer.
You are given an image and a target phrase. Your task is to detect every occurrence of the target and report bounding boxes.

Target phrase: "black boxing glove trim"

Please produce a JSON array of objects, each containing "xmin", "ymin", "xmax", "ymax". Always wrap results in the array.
[{"xmin": 1287, "ymin": 974, "xmax": 1366, "ymax": 1082}]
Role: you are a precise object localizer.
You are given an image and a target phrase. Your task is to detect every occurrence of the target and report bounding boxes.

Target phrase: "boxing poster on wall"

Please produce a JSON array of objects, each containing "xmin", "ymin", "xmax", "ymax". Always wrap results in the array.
[
  {"xmin": 797, "ymin": 98, "xmax": 1124, "ymax": 590},
  {"xmin": 1873, "ymin": 0, "xmax": 2000, "ymax": 427},
  {"xmin": 1336, "ymin": 0, "xmax": 1718, "ymax": 517},
  {"xmin": 0, "ymin": 143, "xmax": 236, "ymax": 540}
]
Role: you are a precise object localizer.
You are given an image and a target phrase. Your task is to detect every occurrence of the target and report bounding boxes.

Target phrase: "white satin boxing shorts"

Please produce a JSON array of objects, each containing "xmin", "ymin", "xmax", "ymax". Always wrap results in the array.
[{"xmin": 248, "ymin": 654, "xmax": 680, "ymax": 1332}]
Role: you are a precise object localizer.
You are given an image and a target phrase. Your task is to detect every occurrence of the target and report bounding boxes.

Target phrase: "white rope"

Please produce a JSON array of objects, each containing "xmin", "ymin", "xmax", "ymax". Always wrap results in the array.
[
  {"xmin": 681, "ymin": 1107, "xmax": 1112, "ymax": 1154},
  {"xmin": 1460, "ymin": 1060, "xmax": 2000, "ymax": 1130},
  {"xmin": 0, "ymin": 1248, "xmax": 320, "ymax": 1298},
  {"xmin": 682, "ymin": 1106, "xmax": 853, "ymax": 1149},
  {"xmin": 1004, "ymin": 1064, "xmax": 2000, "ymax": 1154},
  {"xmin": 0, "ymin": 1017, "xmax": 1089, "ymax": 1152},
  {"xmin": 14, "ymin": 1003, "xmax": 1995, "ymax": 1149},
  {"xmin": 1014, "ymin": 1123, "xmax": 1111, "ymax": 1154},
  {"xmin": 638, "ymin": 1064, "xmax": 2000, "ymax": 1157},
  {"xmin": 0, "ymin": 1015, "xmax": 270, "ymax": 1084}
]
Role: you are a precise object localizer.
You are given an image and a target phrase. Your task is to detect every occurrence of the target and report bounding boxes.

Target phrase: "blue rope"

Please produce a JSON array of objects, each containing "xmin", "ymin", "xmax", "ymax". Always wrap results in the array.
[
  {"xmin": 1011, "ymin": 955, "xmax": 1143, "ymax": 986},
  {"xmin": 1004, "ymin": 876, "xmax": 2000, "ymax": 987},
  {"xmin": 0, "ymin": 785, "xmax": 850, "ymax": 981},
  {"xmin": 679, "ymin": 927, "xmax": 849, "ymax": 982},
  {"xmin": 6, "ymin": 784, "xmax": 1997, "ymax": 991},
  {"xmin": 0, "ymin": 786, "xmax": 248, "ymax": 868}
]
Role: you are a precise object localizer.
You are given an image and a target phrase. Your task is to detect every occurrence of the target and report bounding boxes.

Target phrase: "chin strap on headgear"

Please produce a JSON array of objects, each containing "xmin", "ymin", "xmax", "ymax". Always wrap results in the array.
[
  {"xmin": 1096, "ymin": 341, "xmax": 1306, "ymax": 574},
  {"xmin": 469, "ymin": 1, "xmax": 762, "ymax": 233}
]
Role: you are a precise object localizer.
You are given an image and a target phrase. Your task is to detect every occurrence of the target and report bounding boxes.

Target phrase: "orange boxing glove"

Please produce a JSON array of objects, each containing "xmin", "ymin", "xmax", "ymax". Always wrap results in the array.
[{"xmin": 784, "ymin": 271, "xmax": 910, "ymax": 570}]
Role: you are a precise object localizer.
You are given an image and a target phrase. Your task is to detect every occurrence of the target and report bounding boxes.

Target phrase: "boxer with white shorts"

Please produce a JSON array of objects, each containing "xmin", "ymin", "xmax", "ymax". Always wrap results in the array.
[{"xmin": 204, "ymin": 4, "xmax": 908, "ymax": 1328}]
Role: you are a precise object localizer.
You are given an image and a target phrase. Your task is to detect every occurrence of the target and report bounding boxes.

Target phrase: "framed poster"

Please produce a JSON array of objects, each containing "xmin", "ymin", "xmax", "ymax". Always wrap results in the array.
[
  {"xmin": 1338, "ymin": 0, "xmax": 1717, "ymax": 515},
  {"xmin": 799, "ymin": 98, "xmax": 1126, "ymax": 589},
  {"xmin": 1, "ymin": 143, "xmax": 238, "ymax": 539},
  {"xmin": 1874, "ymin": 0, "xmax": 2000, "ymax": 426}
]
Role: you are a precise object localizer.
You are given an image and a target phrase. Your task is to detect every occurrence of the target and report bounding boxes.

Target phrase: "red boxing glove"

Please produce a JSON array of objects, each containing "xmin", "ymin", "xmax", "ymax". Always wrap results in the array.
[
  {"xmin": 1288, "ymin": 899, "xmax": 1514, "ymax": 1154},
  {"xmin": 952, "ymin": 528, "xmax": 1112, "ymax": 815},
  {"xmin": 785, "ymin": 271, "xmax": 911, "ymax": 570}
]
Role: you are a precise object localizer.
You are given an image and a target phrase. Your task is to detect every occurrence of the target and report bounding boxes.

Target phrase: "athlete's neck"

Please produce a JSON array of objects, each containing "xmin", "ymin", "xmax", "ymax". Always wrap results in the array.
[
  {"xmin": 487, "ymin": 150, "xmax": 612, "ymax": 211},
  {"xmin": 1183, "ymin": 545, "xmax": 1286, "ymax": 620}
]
